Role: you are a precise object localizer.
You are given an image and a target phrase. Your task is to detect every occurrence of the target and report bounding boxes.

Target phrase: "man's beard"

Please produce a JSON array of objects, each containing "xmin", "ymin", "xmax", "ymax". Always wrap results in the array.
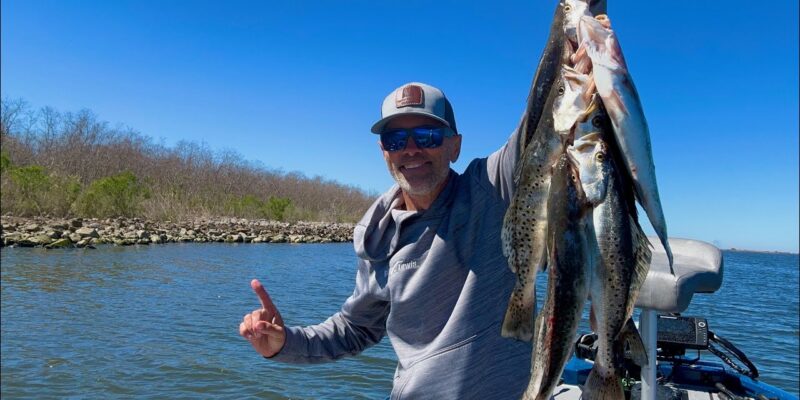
[{"xmin": 386, "ymin": 159, "xmax": 450, "ymax": 197}]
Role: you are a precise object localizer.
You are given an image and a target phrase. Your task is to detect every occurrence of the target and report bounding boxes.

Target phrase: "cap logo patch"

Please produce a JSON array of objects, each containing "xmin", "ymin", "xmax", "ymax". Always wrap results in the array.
[{"xmin": 395, "ymin": 85, "xmax": 424, "ymax": 108}]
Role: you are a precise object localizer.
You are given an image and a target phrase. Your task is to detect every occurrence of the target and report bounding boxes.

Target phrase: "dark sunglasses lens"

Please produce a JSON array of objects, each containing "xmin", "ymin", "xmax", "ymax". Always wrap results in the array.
[
  {"xmin": 412, "ymin": 127, "xmax": 443, "ymax": 149},
  {"xmin": 381, "ymin": 130, "xmax": 408, "ymax": 152}
]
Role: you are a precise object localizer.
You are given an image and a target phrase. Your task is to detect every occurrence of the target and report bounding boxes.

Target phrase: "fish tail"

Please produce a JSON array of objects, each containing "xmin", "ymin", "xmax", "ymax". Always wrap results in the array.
[
  {"xmin": 618, "ymin": 318, "xmax": 648, "ymax": 367},
  {"xmin": 582, "ymin": 366, "xmax": 624, "ymax": 400},
  {"xmin": 501, "ymin": 283, "xmax": 536, "ymax": 342}
]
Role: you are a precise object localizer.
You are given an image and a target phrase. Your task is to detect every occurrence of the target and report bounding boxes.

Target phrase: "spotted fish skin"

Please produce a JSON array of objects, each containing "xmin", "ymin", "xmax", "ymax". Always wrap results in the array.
[
  {"xmin": 500, "ymin": 69, "xmax": 566, "ymax": 342},
  {"xmin": 522, "ymin": 152, "xmax": 594, "ymax": 400},
  {"xmin": 571, "ymin": 126, "xmax": 651, "ymax": 400}
]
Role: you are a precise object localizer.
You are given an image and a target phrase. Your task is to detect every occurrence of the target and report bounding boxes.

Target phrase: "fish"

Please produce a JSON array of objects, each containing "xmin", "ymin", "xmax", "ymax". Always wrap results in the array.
[
  {"xmin": 577, "ymin": 14, "xmax": 674, "ymax": 270},
  {"xmin": 568, "ymin": 113, "xmax": 651, "ymax": 399},
  {"xmin": 501, "ymin": 67, "xmax": 568, "ymax": 342},
  {"xmin": 518, "ymin": 0, "xmax": 569, "ymax": 153},
  {"xmin": 522, "ymin": 151, "xmax": 594, "ymax": 400},
  {"xmin": 553, "ymin": 65, "xmax": 595, "ymax": 136},
  {"xmin": 501, "ymin": 0, "xmax": 605, "ymax": 345}
]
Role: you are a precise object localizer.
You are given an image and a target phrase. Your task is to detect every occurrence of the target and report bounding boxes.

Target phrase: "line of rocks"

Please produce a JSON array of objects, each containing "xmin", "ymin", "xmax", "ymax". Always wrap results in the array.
[{"xmin": 1, "ymin": 216, "xmax": 355, "ymax": 249}]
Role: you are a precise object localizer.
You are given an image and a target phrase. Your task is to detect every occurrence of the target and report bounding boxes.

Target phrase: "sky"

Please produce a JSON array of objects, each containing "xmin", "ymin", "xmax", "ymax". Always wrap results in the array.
[{"xmin": 2, "ymin": 0, "xmax": 798, "ymax": 253}]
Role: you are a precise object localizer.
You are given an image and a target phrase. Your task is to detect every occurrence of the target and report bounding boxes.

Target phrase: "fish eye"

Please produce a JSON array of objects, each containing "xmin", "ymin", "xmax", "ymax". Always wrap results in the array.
[
  {"xmin": 557, "ymin": 84, "xmax": 565, "ymax": 95},
  {"xmin": 595, "ymin": 152, "xmax": 605, "ymax": 162},
  {"xmin": 564, "ymin": 4, "xmax": 572, "ymax": 12},
  {"xmin": 592, "ymin": 116, "xmax": 603, "ymax": 128}
]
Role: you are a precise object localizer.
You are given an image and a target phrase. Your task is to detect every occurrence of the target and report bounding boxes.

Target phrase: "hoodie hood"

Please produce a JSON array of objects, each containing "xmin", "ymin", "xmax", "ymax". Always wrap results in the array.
[{"xmin": 354, "ymin": 170, "xmax": 457, "ymax": 262}]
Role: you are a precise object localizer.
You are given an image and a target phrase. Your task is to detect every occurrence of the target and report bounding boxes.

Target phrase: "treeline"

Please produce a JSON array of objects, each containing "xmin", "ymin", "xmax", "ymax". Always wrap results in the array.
[{"xmin": 0, "ymin": 98, "xmax": 376, "ymax": 223}]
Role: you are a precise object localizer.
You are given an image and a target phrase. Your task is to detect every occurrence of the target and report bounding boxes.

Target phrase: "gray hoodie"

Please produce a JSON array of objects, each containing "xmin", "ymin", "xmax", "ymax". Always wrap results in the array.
[{"xmin": 271, "ymin": 128, "xmax": 532, "ymax": 399}]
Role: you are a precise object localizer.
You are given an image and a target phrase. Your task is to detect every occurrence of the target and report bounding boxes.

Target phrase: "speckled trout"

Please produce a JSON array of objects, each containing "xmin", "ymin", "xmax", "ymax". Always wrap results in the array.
[
  {"xmin": 501, "ymin": 0, "xmax": 596, "ymax": 343},
  {"xmin": 577, "ymin": 14, "xmax": 674, "ymax": 270},
  {"xmin": 522, "ymin": 152, "xmax": 594, "ymax": 400},
  {"xmin": 569, "ymin": 103, "xmax": 651, "ymax": 400}
]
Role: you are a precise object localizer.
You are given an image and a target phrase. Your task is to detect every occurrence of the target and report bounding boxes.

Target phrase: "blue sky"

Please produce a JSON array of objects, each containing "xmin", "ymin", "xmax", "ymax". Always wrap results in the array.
[{"xmin": 2, "ymin": 0, "xmax": 798, "ymax": 253}]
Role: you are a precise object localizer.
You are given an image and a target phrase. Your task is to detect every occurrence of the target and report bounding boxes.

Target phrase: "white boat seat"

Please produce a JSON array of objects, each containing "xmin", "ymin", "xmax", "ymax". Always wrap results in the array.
[{"xmin": 635, "ymin": 237, "xmax": 724, "ymax": 313}]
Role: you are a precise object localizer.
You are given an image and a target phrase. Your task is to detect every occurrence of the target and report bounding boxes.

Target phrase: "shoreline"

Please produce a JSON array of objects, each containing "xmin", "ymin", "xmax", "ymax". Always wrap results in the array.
[{"xmin": 1, "ymin": 215, "xmax": 354, "ymax": 248}]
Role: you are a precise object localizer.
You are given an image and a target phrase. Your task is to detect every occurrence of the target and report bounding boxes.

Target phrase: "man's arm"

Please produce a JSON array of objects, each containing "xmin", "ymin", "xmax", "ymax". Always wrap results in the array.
[
  {"xmin": 482, "ymin": 122, "xmax": 524, "ymax": 202},
  {"xmin": 261, "ymin": 261, "xmax": 389, "ymax": 364}
]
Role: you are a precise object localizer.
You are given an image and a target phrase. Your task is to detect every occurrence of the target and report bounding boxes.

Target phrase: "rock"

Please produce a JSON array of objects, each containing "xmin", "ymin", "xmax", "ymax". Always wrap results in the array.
[
  {"xmin": 45, "ymin": 230, "xmax": 62, "ymax": 239},
  {"xmin": 270, "ymin": 234, "xmax": 287, "ymax": 243},
  {"xmin": 150, "ymin": 234, "xmax": 163, "ymax": 244},
  {"xmin": 30, "ymin": 234, "xmax": 54, "ymax": 245},
  {"xmin": 136, "ymin": 230, "xmax": 148, "ymax": 239},
  {"xmin": 288, "ymin": 234, "xmax": 304, "ymax": 243},
  {"xmin": 69, "ymin": 233, "xmax": 82, "ymax": 242},
  {"xmin": 70, "ymin": 219, "xmax": 83, "ymax": 228},
  {"xmin": 46, "ymin": 238, "xmax": 73, "ymax": 249},
  {"xmin": 22, "ymin": 224, "xmax": 41, "ymax": 232},
  {"xmin": 75, "ymin": 227, "xmax": 100, "ymax": 238},
  {"xmin": 137, "ymin": 238, "xmax": 150, "ymax": 245},
  {"xmin": 3, "ymin": 232, "xmax": 23, "ymax": 242}
]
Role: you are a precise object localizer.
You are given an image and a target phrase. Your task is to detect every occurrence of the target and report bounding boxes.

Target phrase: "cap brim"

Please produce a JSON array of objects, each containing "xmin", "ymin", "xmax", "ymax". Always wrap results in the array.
[{"xmin": 370, "ymin": 112, "xmax": 452, "ymax": 134}]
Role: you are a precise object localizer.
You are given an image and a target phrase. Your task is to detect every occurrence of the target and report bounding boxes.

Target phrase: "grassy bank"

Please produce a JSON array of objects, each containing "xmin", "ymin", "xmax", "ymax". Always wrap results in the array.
[{"xmin": 1, "ymin": 98, "xmax": 376, "ymax": 223}]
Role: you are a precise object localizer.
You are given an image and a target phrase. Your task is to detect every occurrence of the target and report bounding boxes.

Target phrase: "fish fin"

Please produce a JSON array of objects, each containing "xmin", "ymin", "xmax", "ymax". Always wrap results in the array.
[
  {"xmin": 501, "ymin": 283, "xmax": 536, "ymax": 342},
  {"xmin": 617, "ymin": 318, "xmax": 648, "ymax": 367},
  {"xmin": 662, "ymin": 237, "xmax": 675, "ymax": 274},
  {"xmin": 538, "ymin": 257, "xmax": 548, "ymax": 273},
  {"xmin": 624, "ymin": 214, "xmax": 652, "ymax": 317},
  {"xmin": 582, "ymin": 365, "xmax": 623, "ymax": 400}
]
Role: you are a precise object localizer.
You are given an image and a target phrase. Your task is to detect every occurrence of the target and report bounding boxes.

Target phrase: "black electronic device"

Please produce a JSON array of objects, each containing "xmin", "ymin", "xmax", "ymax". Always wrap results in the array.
[{"xmin": 656, "ymin": 315, "xmax": 709, "ymax": 354}]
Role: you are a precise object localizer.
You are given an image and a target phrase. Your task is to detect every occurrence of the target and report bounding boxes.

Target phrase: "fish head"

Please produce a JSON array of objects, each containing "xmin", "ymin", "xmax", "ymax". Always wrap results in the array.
[
  {"xmin": 553, "ymin": 66, "xmax": 594, "ymax": 134},
  {"xmin": 568, "ymin": 131, "xmax": 610, "ymax": 205},
  {"xmin": 563, "ymin": 0, "xmax": 593, "ymax": 46},
  {"xmin": 550, "ymin": 152, "xmax": 589, "ymax": 211},
  {"xmin": 577, "ymin": 15, "xmax": 627, "ymax": 71}
]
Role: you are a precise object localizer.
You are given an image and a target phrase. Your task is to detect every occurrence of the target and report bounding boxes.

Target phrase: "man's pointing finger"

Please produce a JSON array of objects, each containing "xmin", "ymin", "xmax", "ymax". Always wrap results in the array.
[{"xmin": 251, "ymin": 278, "xmax": 276, "ymax": 312}]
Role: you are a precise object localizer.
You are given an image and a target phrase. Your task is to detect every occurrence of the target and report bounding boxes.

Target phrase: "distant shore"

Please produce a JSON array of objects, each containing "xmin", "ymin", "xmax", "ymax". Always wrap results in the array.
[
  {"xmin": 725, "ymin": 248, "xmax": 799, "ymax": 256},
  {"xmin": 1, "ymin": 215, "xmax": 354, "ymax": 248}
]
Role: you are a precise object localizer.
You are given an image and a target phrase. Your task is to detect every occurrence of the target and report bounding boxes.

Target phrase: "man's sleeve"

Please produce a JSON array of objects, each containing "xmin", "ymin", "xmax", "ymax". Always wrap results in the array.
[
  {"xmin": 483, "ymin": 124, "xmax": 523, "ymax": 202},
  {"xmin": 267, "ymin": 260, "xmax": 389, "ymax": 364}
]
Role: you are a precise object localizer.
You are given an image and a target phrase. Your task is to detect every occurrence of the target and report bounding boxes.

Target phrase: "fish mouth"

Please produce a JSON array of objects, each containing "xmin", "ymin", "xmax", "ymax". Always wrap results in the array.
[{"xmin": 579, "ymin": 15, "xmax": 611, "ymax": 45}]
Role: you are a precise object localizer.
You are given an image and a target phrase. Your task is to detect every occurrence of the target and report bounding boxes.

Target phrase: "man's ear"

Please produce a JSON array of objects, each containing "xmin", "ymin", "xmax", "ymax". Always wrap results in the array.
[{"xmin": 449, "ymin": 135, "xmax": 462, "ymax": 163}]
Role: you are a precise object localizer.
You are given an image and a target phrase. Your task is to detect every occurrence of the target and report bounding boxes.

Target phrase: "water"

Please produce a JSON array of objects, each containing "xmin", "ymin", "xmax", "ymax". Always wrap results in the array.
[{"xmin": 1, "ymin": 244, "xmax": 798, "ymax": 398}]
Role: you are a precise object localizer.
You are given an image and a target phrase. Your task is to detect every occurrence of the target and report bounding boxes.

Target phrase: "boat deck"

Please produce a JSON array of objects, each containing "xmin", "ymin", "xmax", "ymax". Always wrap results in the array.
[{"xmin": 553, "ymin": 384, "xmax": 728, "ymax": 400}]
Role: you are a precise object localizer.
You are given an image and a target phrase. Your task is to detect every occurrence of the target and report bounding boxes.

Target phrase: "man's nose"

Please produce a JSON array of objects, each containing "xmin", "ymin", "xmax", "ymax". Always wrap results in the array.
[{"xmin": 402, "ymin": 135, "xmax": 422, "ymax": 156}]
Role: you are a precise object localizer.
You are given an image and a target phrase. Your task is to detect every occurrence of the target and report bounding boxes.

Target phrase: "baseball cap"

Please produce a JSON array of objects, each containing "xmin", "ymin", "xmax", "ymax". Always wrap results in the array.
[{"xmin": 370, "ymin": 82, "xmax": 458, "ymax": 134}]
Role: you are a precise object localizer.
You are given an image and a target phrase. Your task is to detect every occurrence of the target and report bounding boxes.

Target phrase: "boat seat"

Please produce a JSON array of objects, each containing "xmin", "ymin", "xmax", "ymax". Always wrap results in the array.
[{"xmin": 635, "ymin": 237, "xmax": 724, "ymax": 313}]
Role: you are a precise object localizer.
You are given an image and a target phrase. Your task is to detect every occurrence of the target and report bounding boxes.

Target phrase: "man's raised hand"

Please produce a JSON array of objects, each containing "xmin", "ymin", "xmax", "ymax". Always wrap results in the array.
[{"xmin": 239, "ymin": 279, "xmax": 286, "ymax": 358}]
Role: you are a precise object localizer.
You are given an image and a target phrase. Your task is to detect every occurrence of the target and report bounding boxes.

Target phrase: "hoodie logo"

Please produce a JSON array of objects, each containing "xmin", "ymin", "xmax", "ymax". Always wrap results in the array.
[
  {"xmin": 390, "ymin": 260, "xmax": 420, "ymax": 274},
  {"xmin": 395, "ymin": 85, "xmax": 424, "ymax": 108}
]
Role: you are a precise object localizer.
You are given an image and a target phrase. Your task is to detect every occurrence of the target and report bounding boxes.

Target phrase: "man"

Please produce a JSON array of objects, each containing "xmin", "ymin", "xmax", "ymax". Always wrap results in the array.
[{"xmin": 239, "ymin": 82, "xmax": 532, "ymax": 399}]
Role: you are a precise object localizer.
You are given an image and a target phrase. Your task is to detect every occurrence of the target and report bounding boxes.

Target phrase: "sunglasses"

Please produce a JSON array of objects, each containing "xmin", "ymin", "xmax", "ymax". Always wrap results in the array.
[{"xmin": 380, "ymin": 126, "xmax": 457, "ymax": 152}]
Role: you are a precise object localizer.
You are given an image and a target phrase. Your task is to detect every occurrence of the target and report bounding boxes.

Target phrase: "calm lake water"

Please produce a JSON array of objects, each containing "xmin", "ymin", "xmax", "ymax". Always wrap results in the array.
[{"xmin": 2, "ymin": 244, "xmax": 798, "ymax": 398}]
